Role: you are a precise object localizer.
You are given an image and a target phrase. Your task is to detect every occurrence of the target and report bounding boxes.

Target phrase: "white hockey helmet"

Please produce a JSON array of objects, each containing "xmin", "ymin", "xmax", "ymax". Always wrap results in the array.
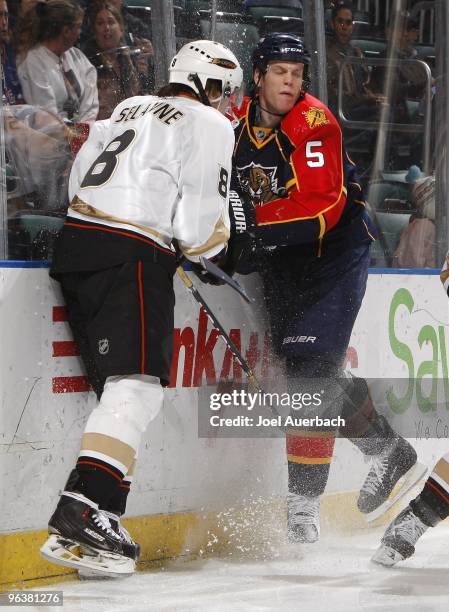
[{"xmin": 169, "ymin": 40, "xmax": 244, "ymax": 112}]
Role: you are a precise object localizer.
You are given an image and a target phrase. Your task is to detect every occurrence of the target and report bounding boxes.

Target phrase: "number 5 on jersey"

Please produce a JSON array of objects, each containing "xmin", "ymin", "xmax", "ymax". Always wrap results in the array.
[
  {"xmin": 81, "ymin": 129, "xmax": 136, "ymax": 189},
  {"xmin": 306, "ymin": 141, "xmax": 324, "ymax": 168}
]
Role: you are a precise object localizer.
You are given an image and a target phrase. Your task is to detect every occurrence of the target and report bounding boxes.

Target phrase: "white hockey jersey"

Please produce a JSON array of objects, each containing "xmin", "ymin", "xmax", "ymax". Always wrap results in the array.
[{"xmin": 67, "ymin": 94, "xmax": 234, "ymax": 262}]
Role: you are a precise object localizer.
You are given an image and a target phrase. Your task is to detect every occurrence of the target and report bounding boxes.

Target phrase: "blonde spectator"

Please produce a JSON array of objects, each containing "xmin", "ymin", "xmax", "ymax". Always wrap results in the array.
[{"xmin": 17, "ymin": 0, "xmax": 98, "ymax": 123}]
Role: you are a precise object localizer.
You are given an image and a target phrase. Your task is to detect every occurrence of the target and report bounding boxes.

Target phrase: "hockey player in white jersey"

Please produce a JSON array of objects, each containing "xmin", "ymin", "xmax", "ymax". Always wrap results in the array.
[
  {"xmin": 372, "ymin": 453, "xmax": 449, "ymax": 566},
  {"xmin": 40, "ymin": 40, "xmax": 243, "ymax": 577}
]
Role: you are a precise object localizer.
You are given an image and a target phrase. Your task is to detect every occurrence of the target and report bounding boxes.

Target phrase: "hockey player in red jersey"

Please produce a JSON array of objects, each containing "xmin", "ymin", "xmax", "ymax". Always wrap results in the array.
[
  {"xmin": 229, "ymin": 33, "xmax": 421, "ymax": 543},
  {"xmin": 372, "ymin": 453, "xmax": 449, "ymax": 566},
  {"xmin": 40, "ymin": 40, "xmax": 243, "ymax": 577}
]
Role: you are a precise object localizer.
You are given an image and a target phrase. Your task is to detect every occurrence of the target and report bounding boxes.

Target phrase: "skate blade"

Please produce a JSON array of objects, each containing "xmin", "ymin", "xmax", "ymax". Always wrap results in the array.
[
  {"xmin": 365, "ymin": 462, "xmax": 428, "ymax": 523},
  {"xmin": 371, "ymin": 545, "xmax": 405, "ymax": 567},
  {"xmin": 40, "ymin": 534, "xmax": 135, "ymax": 578}
]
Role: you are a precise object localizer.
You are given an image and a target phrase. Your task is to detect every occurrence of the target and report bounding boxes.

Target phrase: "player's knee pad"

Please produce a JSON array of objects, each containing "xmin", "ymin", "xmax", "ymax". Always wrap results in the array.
[{"xmin": 84, "ymin": 374, "xmax": 164, "ymax": 452}]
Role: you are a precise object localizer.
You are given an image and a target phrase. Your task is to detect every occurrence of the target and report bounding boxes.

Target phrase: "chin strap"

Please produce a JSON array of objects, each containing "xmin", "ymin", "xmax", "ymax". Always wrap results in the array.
[
  {"xmin": 257, "ymin": 102, "xmax": 286, "ymax": 118},
  {"xmin": 188, "ymin": 72, "xmax": 210, "ymax": 106}
]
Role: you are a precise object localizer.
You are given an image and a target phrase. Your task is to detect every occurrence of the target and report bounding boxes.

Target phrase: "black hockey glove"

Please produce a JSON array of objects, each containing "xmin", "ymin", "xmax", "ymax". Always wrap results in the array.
[
  {"xmin": 190, "ymin": 248, "xmax": 227, "ymax": 286},
  {"xmin": 221, "ymin": 182, "xmax": 257, "ymax": 276}
]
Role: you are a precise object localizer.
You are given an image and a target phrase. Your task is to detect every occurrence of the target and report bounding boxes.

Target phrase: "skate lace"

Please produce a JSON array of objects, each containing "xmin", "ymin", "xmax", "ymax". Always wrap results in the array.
[
  {"xmin": 92, "ymin": 511, "xmax": 120, "ymax": 539},
  {"xmin": 103, "ymin": 511, "xmax": 133, "ymax": 544},
  {"xmin": 390, "ymin": 510, "xmax": 427, "ymax": 545},
  {"xmin": 361, "ymin": 455, "xmax": 389, "ymax": 496},
  {"xmin": 119, "ymin": 524, "xmax": 133, "ymax": 544},
  {"xmin": 288, "ymin": 494, "xmax": 319, "ymax": 526}
]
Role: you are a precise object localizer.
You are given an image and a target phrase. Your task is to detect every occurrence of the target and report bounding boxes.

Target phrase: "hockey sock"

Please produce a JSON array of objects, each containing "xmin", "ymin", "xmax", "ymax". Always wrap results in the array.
[
  {"xmin": 284, "ymin": 358, "xmax": 338, "ymax": 497},
  {"xmin": 57, "ymin": 465, "xmax": 122, "ymax": 509},
  {"xmin": 286, "ymin": 431, "xmax": 335, "ymax": 497},
  {"xmin": 74, "ymin": 459, "xmax": 123, "ymax": 509},
  {"xmin": 103, "ymin": 477, "xmax": 132, "ymax": 516},
  {"xmin": 103, "ymin": 456, "xmax": 136, "ymax": 515}
]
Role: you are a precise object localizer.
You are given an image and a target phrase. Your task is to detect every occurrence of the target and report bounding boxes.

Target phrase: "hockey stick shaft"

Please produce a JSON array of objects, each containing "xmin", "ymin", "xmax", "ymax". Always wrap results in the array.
[{"xmin": 176, "ymin": 266, "xmax": 261, "ymax": 391}]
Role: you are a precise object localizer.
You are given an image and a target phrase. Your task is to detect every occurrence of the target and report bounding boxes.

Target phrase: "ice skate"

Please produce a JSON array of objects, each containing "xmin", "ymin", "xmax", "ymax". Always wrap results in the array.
[
  {"xmin": 287, "ymin": 493, "xmax": 320, "ymax": 543},
  {"xmin": 40, "ymin": 492, "xmax": 135, "ymax": 578},
  {"xmin": 371, "ymin": 506, "xmax": 428, "ymax": 567},
  {"xmin": 103, "ymin": 511, "xmax": 141, "ymax": 561},
  {"xmin": 358, "ymin": 437, "xmax": 426, "ymax": 520},
  {"xmin": 77, "ymin": 511, "xmax": 140, "ymax": 579}
]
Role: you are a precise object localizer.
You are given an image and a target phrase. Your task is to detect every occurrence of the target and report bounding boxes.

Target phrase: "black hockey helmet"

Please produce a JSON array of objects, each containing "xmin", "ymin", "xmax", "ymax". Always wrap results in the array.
[{"xmin": 252, "ymin": 33, "xmax": 311, "ymax": 74}]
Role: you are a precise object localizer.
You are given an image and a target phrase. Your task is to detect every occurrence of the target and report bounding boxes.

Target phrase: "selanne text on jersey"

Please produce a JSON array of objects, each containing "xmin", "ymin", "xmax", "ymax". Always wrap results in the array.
[
  {"xmin": 52, "ymin": 95, "xmax": 234, "ymax": 274},
  {"xmin": 233, "ymin": 93, "xmax": 376, "ymax": 256}
]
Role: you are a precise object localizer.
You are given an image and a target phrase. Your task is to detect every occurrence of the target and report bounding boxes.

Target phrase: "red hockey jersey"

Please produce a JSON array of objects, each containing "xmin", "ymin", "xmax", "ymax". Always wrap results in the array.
[{"xmin": 233, "ymin": 93, "xmax": 375, "ymax": 255}]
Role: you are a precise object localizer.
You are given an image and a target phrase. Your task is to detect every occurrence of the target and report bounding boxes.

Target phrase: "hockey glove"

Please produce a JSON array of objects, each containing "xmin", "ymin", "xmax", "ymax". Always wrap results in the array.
[
  {"xmin": 190, "ymin": 248, "xmax": 227, "ymax": 286},
  {"xmin": 222, "ymin": 184, "xmax": 257, "ymax": 276}
]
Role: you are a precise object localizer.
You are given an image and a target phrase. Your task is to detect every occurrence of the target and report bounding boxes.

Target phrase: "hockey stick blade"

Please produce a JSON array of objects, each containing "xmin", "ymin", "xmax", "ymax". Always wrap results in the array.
[{"xmin": 199, "ymin": 256, "xmax": 252, "ymax": 303}]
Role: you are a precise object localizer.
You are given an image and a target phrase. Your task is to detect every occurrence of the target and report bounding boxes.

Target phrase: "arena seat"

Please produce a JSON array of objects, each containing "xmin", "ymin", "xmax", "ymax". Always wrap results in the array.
[
  {"xmin": 373, "ymin": 211, "xmax": 411, "ymax": 265},
  {"xmin": 351, "ymin": 38, "xmax": 387, "ymax": 58},
  {"xmin": 366, "ymin": 180, "xmax": 412, "ymax": 211},
  {"xmin": 244, "ymin": 0, "xmax": 301, "ymax": 20},
  {"xmin": 259, "ymin": 16, "xmax": 304, "ymax": 36}
]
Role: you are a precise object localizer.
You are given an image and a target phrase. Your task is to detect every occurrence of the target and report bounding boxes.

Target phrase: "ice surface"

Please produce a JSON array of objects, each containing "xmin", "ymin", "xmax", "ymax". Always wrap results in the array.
[{"xmin": 38, "ymin": 523, "xmax": 449, "ymax": 612}]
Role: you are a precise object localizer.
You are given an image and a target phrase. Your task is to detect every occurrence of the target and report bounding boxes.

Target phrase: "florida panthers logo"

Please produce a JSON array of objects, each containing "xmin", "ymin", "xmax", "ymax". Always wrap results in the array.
[
  {"xmin": 302, "ymin": 106, "xmax": 330, "ymax": 129},
  {"xmin": 237, "ymin": 162, "xmax": 283, "ymax": 206}
]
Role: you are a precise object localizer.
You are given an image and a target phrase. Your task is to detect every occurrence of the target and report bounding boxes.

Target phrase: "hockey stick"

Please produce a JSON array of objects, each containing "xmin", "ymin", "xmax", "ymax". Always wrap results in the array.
[
  {"xmin": 176, "ymin": 266, "xmax": 261, "ymax": 391},
  {"xmin": 198, "ymin": 256, "xmax": 253, "ymax": 304},
  {"xmin": 177, "ymin": 266, "xmax": 288, "ymax": 431}
]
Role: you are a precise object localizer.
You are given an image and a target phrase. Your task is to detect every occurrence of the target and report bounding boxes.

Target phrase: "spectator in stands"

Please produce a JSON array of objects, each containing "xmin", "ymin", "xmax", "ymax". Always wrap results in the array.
[
  {"xmin": 1, "ymin": 0, "xmax": 72, "ymax": 215},
  {"xmin": 82, "ymin": 2, "xmax": 142, "ymax": 119},
  {"xmin": 326, "ymin": 2, "xmax": 384, "ymax": 119},
  {"xmin": 101, "ymin": 0, "xmax": 152, "ymax": 45},
  {"xmin": 392, "ymin": 174, "xmax": 436, "ymax": 268},
  {"xmin": 0, "ymin": 0, "xmax": 25, "ymax": 104},
  {"xmin": 371, "ymin": 12, "xmax": 428, "ymax": 121},
  {"xmin": 17, "ymin": 0, "xmax": 98, "ymax": 123}
]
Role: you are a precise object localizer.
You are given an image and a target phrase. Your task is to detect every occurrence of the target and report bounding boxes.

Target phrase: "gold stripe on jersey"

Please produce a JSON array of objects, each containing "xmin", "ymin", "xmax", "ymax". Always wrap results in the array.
[
  {"xmin": 275, "ymin": 133, "xmax": 288, "ymax": 162},
  {"xmin": 285, "ymin": 177, "xmax": 296, "ymax": 191},
  {"xmin": 180, "ymin": 216, "xmax": 230, "ymax": 256},
  {"xmin": 70, "ymin": 197, "xmax": 170, "ymax": 245},
  {"xmin": 81, "ymin": 432, "xmax": 136, "ymax": 472},
  {"xmin": 362, "ymin": 219, "xmax": 376, "ymax": 242},
  {"xmin": 317, "ymin": 214, "xmax": 326, "ymax": 257}
]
